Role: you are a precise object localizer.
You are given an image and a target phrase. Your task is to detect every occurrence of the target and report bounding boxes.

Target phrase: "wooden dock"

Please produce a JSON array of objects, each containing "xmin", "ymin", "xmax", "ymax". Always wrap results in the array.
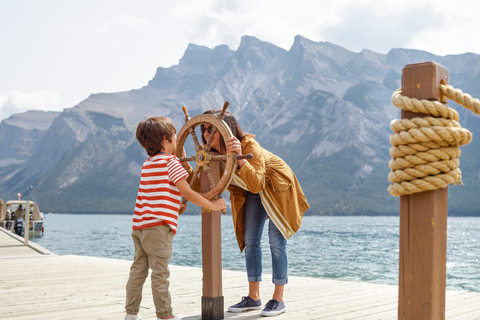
[{"xmin": 1, "ymin": 228, "xmax": 479, "ymax": 319}]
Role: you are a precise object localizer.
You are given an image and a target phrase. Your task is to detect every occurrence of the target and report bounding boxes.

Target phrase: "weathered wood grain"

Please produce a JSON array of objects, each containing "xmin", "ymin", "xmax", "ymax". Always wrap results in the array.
[{"xmin": 1, "ymin": 228, "xmax": 479, "ymax": 319}]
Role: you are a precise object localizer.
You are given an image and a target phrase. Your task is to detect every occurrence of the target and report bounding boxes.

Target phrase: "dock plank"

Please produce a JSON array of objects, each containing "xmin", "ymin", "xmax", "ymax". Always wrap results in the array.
[{"xmin": 1, "ymin": 230, "xmax": 479, "ymax": 319}]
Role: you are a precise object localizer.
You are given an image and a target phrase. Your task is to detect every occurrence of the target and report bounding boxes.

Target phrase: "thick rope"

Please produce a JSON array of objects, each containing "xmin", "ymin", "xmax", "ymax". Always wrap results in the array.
[{"xmin": 388, "ymin": 84, "xmax": 480, "ymax": 196}]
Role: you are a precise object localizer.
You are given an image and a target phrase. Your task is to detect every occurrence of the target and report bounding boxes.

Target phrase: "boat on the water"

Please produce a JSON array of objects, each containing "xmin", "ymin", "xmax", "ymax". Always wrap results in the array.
[{"xmin": 0, "ymin": 199, "xmax": 44, "ymax": 236}]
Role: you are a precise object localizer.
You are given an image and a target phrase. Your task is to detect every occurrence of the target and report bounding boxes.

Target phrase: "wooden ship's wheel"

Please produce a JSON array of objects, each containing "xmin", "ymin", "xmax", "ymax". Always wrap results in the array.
[{"xmin": 175, "ymin": 101, "xmax": 252, "ymax": 212}]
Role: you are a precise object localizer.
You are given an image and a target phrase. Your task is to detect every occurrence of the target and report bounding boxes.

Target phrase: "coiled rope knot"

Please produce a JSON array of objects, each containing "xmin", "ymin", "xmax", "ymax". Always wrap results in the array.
[{"xmin": 388, "ymin": 84, "xmax": 480, "ymax": 196}]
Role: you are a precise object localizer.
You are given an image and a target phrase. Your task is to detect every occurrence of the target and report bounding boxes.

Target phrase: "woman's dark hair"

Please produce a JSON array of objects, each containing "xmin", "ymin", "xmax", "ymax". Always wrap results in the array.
[
  {"xmin": 201, "ymin": 110, "xmax": 254, "ymax": 153},
  {"xmin": 136, "ymin": 116, "xmax": 176, "ymax": 157}
]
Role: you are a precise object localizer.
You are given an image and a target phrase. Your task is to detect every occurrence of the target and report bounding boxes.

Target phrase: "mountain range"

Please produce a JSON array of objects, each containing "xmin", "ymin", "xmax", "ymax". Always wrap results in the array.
[{"xmin": 1, "ymin": 35, "xmax": 480, "ymax": 215}]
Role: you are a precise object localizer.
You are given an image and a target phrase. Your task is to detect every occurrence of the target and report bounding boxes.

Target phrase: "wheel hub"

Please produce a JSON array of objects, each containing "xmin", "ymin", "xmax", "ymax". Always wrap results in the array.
[{"xmin": 195, "ymin": 149, "xmax": 209, "ymax": 166}]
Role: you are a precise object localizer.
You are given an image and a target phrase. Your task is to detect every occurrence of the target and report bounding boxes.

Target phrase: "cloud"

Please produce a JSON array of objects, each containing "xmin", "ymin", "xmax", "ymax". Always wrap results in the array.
[
  {"xmin": 407, "ymin": 1, "xmax": 480, "ymax": 56},
  {"xmin": 322, "ymin": 1, "xmax": 445, "ymax": 53},
  {"xmin": 2, "ymin": 0, "xmax": 480, "ymax": 123},
  {"xmin": 0, "ymin": 90, "xmax": 61, "ymax": 121},
  {"xmin": 98, "ymin": 13, "xmax": 151, "ymax": 33},
  {"xmin": 0, "ymin": 95, "xmax": 6, "ymax": 108},
  {"xmin": 169, "ymin": 0, "xmax": 477, "ymax": 56},
  {"xmin": 170, "ymin": 0, "xmax": 410, "ymax": 53},
  {"xmin": 169, "ymin": 0, "xmax": 336, "ymax": 50}
]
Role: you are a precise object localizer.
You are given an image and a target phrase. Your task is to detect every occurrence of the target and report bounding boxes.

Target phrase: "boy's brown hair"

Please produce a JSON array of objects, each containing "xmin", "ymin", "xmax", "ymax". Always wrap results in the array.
[{"xmin": 136, "ymin": 116, "xmax": 176, "ymax": 157}]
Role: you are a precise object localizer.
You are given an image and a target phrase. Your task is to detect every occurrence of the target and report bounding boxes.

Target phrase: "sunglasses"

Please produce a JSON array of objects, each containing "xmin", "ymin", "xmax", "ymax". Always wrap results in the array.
[{"xmin": 201, "ymin": 124, "xmax": 215, "ymax": 134}]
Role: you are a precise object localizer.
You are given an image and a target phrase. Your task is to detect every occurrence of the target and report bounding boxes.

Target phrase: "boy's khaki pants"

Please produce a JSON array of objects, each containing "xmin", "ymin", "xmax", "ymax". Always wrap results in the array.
[{"xmin": 125, "ymin": 224, "xmax": 174, "ymax": 318}]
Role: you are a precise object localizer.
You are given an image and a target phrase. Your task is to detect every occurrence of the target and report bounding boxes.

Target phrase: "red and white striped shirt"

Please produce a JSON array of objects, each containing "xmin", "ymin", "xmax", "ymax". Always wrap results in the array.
[{"xmin": 133, "ymin": 153, "xmax": 188, "ymax": 233}]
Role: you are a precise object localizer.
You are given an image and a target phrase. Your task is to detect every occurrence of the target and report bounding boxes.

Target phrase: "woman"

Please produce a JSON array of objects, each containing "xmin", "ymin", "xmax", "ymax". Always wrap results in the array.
[{"xmin": 201, "ymin": 110, "xmax": 309, "ymax": 317}]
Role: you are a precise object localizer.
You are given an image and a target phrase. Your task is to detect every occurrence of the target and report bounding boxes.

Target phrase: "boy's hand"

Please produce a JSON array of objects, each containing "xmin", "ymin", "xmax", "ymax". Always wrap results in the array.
[
  {"xmin": 210, "ymin": 198, "xmax": 226, "ymax": 212},
  {"xmin": 179, "ymin": 203, "xmax": 187, "ymax": 215},
  {"xmin": 177, "ymin": 178, "xmax": 225, "ymax": 212}
]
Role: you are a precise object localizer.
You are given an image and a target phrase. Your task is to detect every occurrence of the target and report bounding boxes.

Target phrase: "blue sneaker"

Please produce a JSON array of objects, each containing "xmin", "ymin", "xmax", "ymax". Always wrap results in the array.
[
  {"xmin": 260, "ymin": 299, "xmax": 286, "ymax": 316},
  {"xmin": 228, "ymin": 296, "xmax": 262, "ymax": 312}
]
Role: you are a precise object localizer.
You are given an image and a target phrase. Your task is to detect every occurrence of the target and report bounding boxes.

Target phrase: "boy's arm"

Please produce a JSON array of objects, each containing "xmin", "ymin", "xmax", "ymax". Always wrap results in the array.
[{"xmin": 176, "ymin": 178, "xmax": 226, "ymax": 212}]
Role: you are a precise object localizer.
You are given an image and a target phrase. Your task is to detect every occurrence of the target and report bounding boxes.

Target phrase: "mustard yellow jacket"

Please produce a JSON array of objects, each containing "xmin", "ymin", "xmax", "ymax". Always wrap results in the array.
[{"xmin": 228, "ymin": 135, "xmax": 309, "ymax": 252}]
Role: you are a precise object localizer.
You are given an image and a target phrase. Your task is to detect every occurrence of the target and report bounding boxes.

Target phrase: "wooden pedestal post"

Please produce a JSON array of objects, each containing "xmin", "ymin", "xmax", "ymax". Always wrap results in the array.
[
  {"xmin": 200, "ymin": 159, "xmax": 224, "ymax": 320},
  {"xmin": 398, "ymin": 62, "xmax": 449, "ymax": 320},
  {"xmin": 24, "ymin": 200, "xmax": 31, "ymax": 245}
]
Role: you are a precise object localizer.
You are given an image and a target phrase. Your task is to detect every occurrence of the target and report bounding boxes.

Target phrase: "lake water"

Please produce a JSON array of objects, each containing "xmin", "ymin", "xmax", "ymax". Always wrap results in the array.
[{"xmin": 32, "ymin": 214, "xmax": 480, "ymax": 292}]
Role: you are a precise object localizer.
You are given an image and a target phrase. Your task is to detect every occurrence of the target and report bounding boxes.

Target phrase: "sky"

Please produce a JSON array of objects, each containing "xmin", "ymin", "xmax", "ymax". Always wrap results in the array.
[{"xmin": 1, "ymin": 0, "xmax": 479, "ymax": 121}]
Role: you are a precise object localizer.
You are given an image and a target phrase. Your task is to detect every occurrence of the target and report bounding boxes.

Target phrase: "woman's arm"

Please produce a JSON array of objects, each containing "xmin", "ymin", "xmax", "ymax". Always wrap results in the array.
[{"xmin": 227, "ymin": 137, "xmax": 266, "ymax": 194}]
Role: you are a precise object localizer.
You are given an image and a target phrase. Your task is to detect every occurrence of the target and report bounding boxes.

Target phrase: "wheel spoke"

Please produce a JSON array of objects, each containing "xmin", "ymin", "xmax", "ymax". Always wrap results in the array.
[
  {"xmin": 179, "ymin": 164, "xmax": 202, "ymax": 215},
  {"xmin": 179, "ymin": 155, "xmax": 196, "ymax": 162},
  {"xmin": 189, "ymin": 126, "xmax": 202, "ymax": 152},
  {"xmin": 188, "ymin": 164, "xmax": 202, "ymax": 188},
  {"xmin": 204, "ymin": 127, "xmax": 219, "ymax": 152},
  {"xmin": 210, "ymin": 154, "xmax": 228, "ymax": 162},
  {"xmin": 203, "ymin": 165, "xmax": 217, "ymax": 190},
  {"xmin": 181, "ymin": 196, "xmax": 187, "ymax": 206},
  {"xmin": 179, "ymin": 195, "xmax": 188, "ymax": 215}
]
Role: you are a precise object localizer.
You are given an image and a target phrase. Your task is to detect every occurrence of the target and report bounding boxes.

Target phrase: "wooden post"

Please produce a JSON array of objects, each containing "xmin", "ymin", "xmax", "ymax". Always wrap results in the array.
[
  {"xmin": 24, "ymin": 201, "xmax": 30, "ymax": 245},
  {"xmin": 200, "ymin": 159, "xmax": 224, "ymax": 320},
  {"xmin": 398, "ymin": 62, "xmax": 449, "ymax": 320}
]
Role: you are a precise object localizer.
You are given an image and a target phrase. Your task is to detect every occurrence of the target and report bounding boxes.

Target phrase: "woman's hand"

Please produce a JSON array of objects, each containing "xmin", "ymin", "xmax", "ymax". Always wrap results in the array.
[
  {"xmin": 226, "ymin": 137, "xmax": 242, "ymax": 154},
  {"xmin": 226, "ymin": 137, "xmax": 245, "ymax": 169}
]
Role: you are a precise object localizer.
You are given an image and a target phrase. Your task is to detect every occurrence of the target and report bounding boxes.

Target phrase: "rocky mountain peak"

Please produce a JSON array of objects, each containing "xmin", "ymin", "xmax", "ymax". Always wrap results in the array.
[
  {"xmin": 290, "ymin": 35, "xmax": 356, "ymax": 63},
  {"xmin": 179, "ymin": 43, "xmax": 233, "ymax": 67},
  {"xmin": 2, "ymin": 110, "xmax": 60, "ymax": 130},
  {"xmin": 2, "ymin": 35, "xmax": 480, "ymax": 215},
  {"xmin": 233, "ymin": 36, "xmax": 287, "ymax": 72},
  {"xmin": 0, "ymin": 110, "xmax": 60, "ymax": 181}
]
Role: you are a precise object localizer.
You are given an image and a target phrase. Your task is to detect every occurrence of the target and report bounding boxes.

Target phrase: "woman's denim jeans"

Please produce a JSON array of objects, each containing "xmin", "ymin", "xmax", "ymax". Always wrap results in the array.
[{"xmin": 244, "ymin": 191, "xmax": 288, "ymax": 285}]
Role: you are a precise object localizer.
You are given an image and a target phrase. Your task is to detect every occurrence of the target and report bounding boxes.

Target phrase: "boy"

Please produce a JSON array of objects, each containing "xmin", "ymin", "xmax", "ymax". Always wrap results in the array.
[{"xmin": 125, "ymin": 116, "xmax": 226, "ymax": 320}]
